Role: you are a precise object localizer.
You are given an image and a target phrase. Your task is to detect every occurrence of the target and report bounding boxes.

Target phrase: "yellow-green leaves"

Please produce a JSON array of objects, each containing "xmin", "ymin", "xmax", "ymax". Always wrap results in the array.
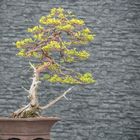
[
  {"xmin": 27, "ymin": 25, "xmax": 44, "ymax": 33},
  {"xmin": 48, "ymin": 72, "xmax": 95, "ymax": 84},
  {"xmin": 16, "ymin": 49, "xmax": 26, "ymax": 56},
  {"xmin": 16, "ymin": 38, "xmax": 34, "ymax": 56},
  {"xmin": 39, "ymin": 8, "xmax": 65, "ymax": 25},
  {"xmin": 74, "ymin": 29, "xmax": 95, "ymax": 43},
  {"xmin": 32, "ymin": 52, "xmax": 41, "ymax": 58},
  {"xmin": 86, "ymin": 34, "xmax": 95, "ymax": 41},
  {"xmin": 82, "ymin": 28, "xmax": 91, "ymax": 34},
  {"xmin": 48, "ymin": 74, "xmax": 79, "ymax": 84},
  {"xmin": 69, "ymin": 18, "xmax": 84, "ymax": 25},
  {"xmin": 82, "ymin": 28, "xmax": 95, "ymax": 42},
  {"xmin": 64, "ymin": 48, "xmax": 90, "ymax": 60},
  {"xmin": 48, "ymin": 63, "xmax": 61, "ymax": 73},
  {"xmin": 48, "ymin": 74, "xmax": 62, "ymax": 83},
  {"xmin": 40, "ymin": 17, "xmax": 61, "ymax": 25},
  {"xmin": 15, "ymin": 7, "xmax": 95, "ymax": 85},
  {"xmin": 42, "ymin": 41, "xmax": 60, "ymax": 51},
  {"xmin": 79, "ymin": 73, "xmax": 95, "ymax": 84},
  {"xmin": 16, "ymin": 38, "xmax": 33, "ymax": 48},
  {"xmin": 50, "ymin": 7, "xmax": 64, "ymax": 16},
  {"xmin": 62, "ymin": 75, "xmax": 79, "ymax": 84},
  {"xmin": 78, "ymin": 50, "xmax": 90, "ymax": 59},
  {"xmin": 43, "ymin": 73, "xmax": 51, "ymax": 80},
  {"xmin": 33, "ymin": 33, "xmax": 44, "ymax": 41},
  {"xmin": 65, "ymin": 56, "xmax": 75, "ymax": 63},
  {"xmin": 63, "ymin": 41, "xmax": 71, "ymax": 46},
  {"xmin": 57, "ymin": 24, "xmax": 74, "ymax": 31}
]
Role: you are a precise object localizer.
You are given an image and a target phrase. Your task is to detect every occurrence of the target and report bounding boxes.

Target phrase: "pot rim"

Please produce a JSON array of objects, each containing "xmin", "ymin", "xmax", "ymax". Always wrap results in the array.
[{"xmin": 0, "ymin": 116, "xmax": 61, "ymax": 121}]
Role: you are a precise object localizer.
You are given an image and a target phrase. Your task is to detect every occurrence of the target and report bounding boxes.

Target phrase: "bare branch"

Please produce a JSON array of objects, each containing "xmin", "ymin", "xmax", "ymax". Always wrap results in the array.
[
  {"xmin": 29, "ymin": 62, "xmax": 36, "ymax": 71},
  {"xmin": 39, "ymin": 86, "xmax": 75, "ymax": 110},
  {"xmin": 21, "ymin": 86, "xmax": 30, "ymax": 94},
  {"xmin": 63, "ymin": 94, "xmax": 69, "ymax": 100}
]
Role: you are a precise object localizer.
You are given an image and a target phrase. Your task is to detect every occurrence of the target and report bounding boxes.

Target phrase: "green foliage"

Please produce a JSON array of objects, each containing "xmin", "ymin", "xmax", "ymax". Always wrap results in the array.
[
  {"xmin": 43, "ymin": 74, "xmax": 51, "ymax": 79},
  {"xmin": 64, "ymin": 48, "xmax": 90, "ymax": 60},
  {"xmin": 15, "ymin": 7, "xmax": 95, "ymax": 85},
  {"xmin": 79, "ymin": 73, "xmax": 95, "ymax": 83},
  {"xmin": 48, "ymin": 73, "xmax": 95, "ymax": 84},
  {"xmin": 42, "ymin": 41, "xmax": 61, "ymax": 51},
  {"xmin": 17, "ymin": 49, "xmax": 26, "ymax": 56},
  {"xmin": 57, "ymin": 24, "xmax": 74, "ymax": 31},
  {"xmin": 27, "ymin": 25, "xmax": 44, "ymax": 33},
  {"xmin": 16, "ymin": 38, "xmax": 33, "ymax": 49}
]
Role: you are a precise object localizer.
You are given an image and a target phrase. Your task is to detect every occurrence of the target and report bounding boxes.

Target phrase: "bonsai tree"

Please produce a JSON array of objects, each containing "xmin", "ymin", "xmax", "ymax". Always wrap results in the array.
[{"xmin": 12, "ymin": 8, "xmax": 95, "ymax": 118}]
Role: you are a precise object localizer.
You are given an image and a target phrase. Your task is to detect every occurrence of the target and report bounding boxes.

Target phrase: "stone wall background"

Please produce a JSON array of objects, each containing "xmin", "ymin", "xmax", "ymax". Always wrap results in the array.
[{"xmin": 0, "ymin": 0, "xmax": 140, "ymax": 140}]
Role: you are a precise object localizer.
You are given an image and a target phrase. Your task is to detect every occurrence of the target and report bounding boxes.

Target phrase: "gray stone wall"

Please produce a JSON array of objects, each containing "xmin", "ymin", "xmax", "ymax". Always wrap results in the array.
[{"xmin": 0, "ymin": 0, "xmax": 140, "ymax": 139}]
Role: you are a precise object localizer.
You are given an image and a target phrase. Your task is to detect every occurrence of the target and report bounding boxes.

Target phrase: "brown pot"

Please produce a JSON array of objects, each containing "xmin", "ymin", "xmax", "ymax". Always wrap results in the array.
[{"xmin": 0, "ymin": 117, "xmax": 60, "ymax": 140}]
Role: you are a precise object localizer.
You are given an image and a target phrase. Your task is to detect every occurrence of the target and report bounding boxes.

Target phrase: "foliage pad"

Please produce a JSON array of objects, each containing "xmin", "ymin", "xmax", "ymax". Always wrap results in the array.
[{"xmin": 16, "ymin": 8, "xmax": 95, "ymax": 85}]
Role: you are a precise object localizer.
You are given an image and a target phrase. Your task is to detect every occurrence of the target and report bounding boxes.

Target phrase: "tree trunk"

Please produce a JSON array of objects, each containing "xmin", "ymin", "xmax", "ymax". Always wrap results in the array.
[
  {"xmin": 11, "ymin": 63, "xmax": 74, "ymax": 118},
  {"xmin": 12, "ymin": 63, "xmax": 41, "ymax": 118}
]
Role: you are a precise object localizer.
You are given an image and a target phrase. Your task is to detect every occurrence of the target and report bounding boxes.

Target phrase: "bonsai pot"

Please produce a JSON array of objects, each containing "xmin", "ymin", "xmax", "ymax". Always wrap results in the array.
[{"xmin": 0, "ymin": 117, "xmax": 60, "ymax": 140}]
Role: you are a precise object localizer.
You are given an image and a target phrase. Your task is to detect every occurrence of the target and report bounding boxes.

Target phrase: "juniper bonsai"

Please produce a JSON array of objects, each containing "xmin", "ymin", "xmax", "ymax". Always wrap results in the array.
[{"xmin": 12, "ymin": 8, "xmax": 95, "ymax": 118}]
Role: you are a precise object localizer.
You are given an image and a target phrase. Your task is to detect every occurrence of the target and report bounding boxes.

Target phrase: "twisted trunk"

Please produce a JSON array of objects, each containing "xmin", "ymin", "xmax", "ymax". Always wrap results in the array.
[
  {"xmin": 12, "ymin": 63, "xmax": 40, "ymax": 118},
  {"xmin": 11, "ymin": 63, "xmax": 74, "ymax": 118}
]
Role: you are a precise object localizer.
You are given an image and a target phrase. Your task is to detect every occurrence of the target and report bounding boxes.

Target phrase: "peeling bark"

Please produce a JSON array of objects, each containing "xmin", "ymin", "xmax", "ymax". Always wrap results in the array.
[{"xmin": 12, "ymin": 63, "xmax": 40, "ymax": 118}]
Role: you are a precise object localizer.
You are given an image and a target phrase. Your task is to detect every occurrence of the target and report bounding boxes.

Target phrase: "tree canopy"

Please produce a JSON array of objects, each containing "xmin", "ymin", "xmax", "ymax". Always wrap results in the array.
[{"xmin": 16, "ymin": 8, "xmax": 95, "ymax": 85}]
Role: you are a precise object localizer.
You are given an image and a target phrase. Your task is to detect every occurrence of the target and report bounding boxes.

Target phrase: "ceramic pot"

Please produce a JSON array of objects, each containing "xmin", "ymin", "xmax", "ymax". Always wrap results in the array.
[{"xmin": 0, "ymin": 117, "xmax": 60, "ymax": 140}]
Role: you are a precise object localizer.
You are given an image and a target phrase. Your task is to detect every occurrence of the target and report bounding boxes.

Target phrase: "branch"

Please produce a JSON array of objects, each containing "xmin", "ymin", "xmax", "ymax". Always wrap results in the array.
[
  {"xmin": 21, "ymin": 86, "xmax": 30, "ymax": 94},
  {"xmin": 29, "ymin": 62, "xmax": 36, "ymax": 71},
  {"xmin": 39, "ymin": 86, "xmax": 75, "ymax": 110}
]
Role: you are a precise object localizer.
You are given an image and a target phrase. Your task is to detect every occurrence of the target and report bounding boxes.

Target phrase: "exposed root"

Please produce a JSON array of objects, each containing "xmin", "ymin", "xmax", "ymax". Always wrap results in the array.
[
  {"xmin": 11, "ymin": 104, "xmax": 41, "ymax": 118},
  {"xmin": 11, "ymin": 86, "xmax": 74, "ymax": 118}
]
